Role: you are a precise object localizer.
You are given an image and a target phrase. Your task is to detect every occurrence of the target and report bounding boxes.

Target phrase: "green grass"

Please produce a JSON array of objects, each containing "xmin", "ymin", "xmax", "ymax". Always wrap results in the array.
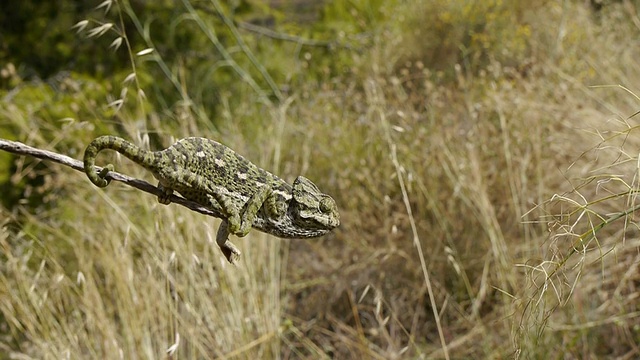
[{"xmin": 2, "ymin": 0, "xmax": 640, "ymax": 358}]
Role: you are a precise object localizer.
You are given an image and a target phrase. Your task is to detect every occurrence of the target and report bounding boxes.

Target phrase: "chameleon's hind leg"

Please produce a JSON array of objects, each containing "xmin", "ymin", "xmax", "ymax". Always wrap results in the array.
[{"xmin": 215, "ymin": 220, "xmax": 241, "ymax": 264}]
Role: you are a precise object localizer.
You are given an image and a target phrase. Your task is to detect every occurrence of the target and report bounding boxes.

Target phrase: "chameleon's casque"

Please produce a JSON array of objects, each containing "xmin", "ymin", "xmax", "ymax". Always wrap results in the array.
[{"xmin": 83, "ymin": 135, "xmax": 340, "ymax": 263}]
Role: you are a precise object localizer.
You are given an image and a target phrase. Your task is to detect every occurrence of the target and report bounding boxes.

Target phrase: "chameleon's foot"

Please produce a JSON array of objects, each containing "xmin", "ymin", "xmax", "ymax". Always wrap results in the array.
[
  {"xmin": 157, "ymin": 183, "xmax": 173, "ymax": 205},
  {"xmin": 219, "ymin": 241, "xmax": 241, "ymax": 265},
  {"xmin": 216, "ymin": 220, "xmax": 241, "ymax": 264}
]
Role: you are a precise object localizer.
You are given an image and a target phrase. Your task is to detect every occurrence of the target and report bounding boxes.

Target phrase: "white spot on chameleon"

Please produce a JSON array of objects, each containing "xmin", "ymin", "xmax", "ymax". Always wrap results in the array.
[
  {"xmin": 196, "ymin": 151, "xmax": 206, "ymax": 157},
  {"xmin": 237, "ymin": 172, "xmax": 248, "ymax": 180},
  {"xmin": 215, "ymin": 158, "xmax": 225, "ymax": 167},
  {"xmin": 273, "ymin": 190, "xmax": 291, "ymax": 199}
]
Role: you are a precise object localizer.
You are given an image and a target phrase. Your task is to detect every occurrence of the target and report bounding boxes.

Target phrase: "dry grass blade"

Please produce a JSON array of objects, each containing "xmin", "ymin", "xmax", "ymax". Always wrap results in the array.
[{"xmin": 365, "ymin": 79, "xmax": 450, "ymax": 359}]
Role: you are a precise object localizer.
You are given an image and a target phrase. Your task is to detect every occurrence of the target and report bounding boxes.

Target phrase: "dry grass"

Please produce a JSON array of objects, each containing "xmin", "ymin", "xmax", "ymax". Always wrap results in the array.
[{"xmin": 2, "ymin": 0, "xmax": 640, "ymax": 359}]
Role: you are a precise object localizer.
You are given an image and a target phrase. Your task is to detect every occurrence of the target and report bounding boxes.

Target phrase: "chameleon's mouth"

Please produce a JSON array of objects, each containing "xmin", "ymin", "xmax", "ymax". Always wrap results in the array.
[
  {"xmin": 308, "ymin": 212, "xmax": 340, "ymax": 232},
  {"xmin": 320, "ymin": 214, "xmax": 340, "ymax": 230},
  {"xmin": 281, "ymin": 227, "xmax": 333, "ymax": 238},
  {"xmin": 327, "ymin": 214, "xmax": 340, "ymax": 229}
]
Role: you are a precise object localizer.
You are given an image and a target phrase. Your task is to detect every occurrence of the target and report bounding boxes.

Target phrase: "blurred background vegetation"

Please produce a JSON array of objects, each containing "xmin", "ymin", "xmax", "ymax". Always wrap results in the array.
[{"xmin": 2, "ymin": 0, "xmax": 640, "ymax": 358}]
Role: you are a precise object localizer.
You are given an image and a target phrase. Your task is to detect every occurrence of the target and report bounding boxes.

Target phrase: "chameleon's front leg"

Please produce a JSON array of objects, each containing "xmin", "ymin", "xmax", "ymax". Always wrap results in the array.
[
  {"xmin": 215, "ymin": 220, "xmax": 242, "ymax": 264},
  {"xmin": 212, "ymin": 187, "xmax": 281, "ymax": 264},
  {"xmin": 236, "ymin": 186, "xmax": 286, "ymax": 236}
]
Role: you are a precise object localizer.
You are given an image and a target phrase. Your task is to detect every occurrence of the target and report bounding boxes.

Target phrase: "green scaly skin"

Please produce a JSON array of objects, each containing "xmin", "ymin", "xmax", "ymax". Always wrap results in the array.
[{"xmin": 83, "ymin": 135, "xmax": 340, "ymax": 264}]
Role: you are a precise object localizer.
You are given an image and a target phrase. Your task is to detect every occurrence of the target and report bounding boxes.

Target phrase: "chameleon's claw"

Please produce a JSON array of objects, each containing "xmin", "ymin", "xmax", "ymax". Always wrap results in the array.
[
  {"xmin": 219, "ymin": 241, "xmax": 241, "ymax": 265},
  {"xmin": 216, "ymin": 220, "xmax": 241, "ymax": 264},
  {"xmin": 157, "ymin": 183, "xmax": 173, "ymax": 205}
]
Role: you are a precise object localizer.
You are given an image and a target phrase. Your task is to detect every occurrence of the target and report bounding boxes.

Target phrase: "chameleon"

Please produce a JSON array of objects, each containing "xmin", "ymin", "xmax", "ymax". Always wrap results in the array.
[{"xmin": 83, "ymin": 135, "xmax": 340, "ymax": 264}]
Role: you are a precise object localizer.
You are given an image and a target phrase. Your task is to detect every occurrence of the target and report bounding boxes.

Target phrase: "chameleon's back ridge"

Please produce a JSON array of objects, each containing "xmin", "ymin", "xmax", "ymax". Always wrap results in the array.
[{"xmin": 83, "ymin": 135, "xmax": 340, "ymax": 264}]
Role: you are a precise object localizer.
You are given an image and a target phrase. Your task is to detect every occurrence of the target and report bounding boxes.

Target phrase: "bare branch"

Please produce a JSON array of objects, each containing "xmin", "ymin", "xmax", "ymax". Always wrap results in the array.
[{"xmin": 0, "ymin": 138, "xmax": 226, "ymax": 220}]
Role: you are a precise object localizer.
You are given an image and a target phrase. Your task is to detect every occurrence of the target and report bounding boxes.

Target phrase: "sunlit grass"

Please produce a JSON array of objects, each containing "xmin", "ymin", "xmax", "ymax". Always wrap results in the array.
[{"xmin": 2, "ymin": 0, "xmax": 640, "ymax": 358}]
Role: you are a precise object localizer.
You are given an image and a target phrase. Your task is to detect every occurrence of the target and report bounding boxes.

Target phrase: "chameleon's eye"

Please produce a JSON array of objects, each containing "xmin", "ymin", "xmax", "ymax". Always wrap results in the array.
[{"xmin": 319, "ymin": 197, "xmax": 333, "ymax": 213}]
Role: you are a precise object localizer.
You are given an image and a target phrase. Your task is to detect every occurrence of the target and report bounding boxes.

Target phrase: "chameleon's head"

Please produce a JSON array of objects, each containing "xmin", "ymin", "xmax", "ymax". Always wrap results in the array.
[{"xmin": 291, "ymin": 176, "xmax": 340, "ymax": 233}]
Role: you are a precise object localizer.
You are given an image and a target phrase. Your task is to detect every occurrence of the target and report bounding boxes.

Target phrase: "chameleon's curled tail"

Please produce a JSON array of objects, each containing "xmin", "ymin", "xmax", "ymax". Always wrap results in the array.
[{"xmin": 84, "ymin": 135, "xmax": 156, "ymax": 188}]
